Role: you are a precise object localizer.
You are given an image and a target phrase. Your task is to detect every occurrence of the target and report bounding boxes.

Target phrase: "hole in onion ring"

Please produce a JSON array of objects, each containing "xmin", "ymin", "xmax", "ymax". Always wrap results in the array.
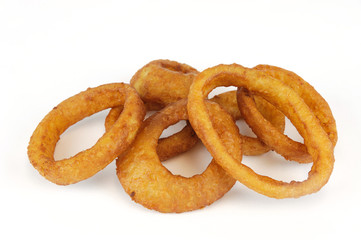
[
  {"xmin": 144, "ymin": 110, "xmax": 157, "ymax": 120},
  {"xmin": 284, "ymin": 118, "xmax": 304, "ymax": 143},
  {"xmin": 208, "ymin": 86, "xmax": 237, "ymax": 98},
  {"xmin": 54, "ymin": 109, "xmax": 110, "ymax": 161},
  {"xmin": 159, "ymin": 120, "xmax": 211, "ymax": 178},
  {"xmin": 235, "ymin": 120, "xmax": 257, "ymax": 138},
  {"xmin": 209, "ymin": 87, "xmax": 260, "ymax": 138},
  {"xmin": 159, "ymin": 120, "xmax": 187, "ymax": 139},
  {"xmin": 161, "ymin": 142, "xmax": 212, "ymax": 178},
  {"xmin": 242, "ymin": 152, "xmax": 312, "ymax": 182}
]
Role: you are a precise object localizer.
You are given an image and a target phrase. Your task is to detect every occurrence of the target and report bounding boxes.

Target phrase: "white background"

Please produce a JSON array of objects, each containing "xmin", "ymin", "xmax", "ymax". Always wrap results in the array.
[{"xmin": 1, "ymin": 0, "xmax": 361, "ymax": 239}]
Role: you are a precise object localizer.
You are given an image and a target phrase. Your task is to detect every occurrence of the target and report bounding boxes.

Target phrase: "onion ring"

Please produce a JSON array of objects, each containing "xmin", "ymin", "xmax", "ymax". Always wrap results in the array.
[
  {"xmin": 237, "ymin": 65, "xmax": 337, "ymax": 163},
  {"xmin": 211, "ymin": 91, "xmax": 285, "ymax": 156},
  {"xmin": 132, "ymin": 59, "xmax": 286, "ymax": 157},
  {"xmin": 105, "ymin": 106, "xmax": 198, "ymax": 161},
  {"xmin": 130, "ymin": 59, "xmax": 198, "ymax": 107},
  {"xmin": 116, "ymin": 99, "xmax": 241, "ymax": 213},
  {"xmin": 28, "ymin": 83, "xmax": 145, "ymax": 185},
  {"xmin": 122, "ymin": 59, "xmax": 200, "ymax": 160},
  {"xmin": 255, "ymin": 64, "xmax": 337, "ymax": 147},
  {"xmin": 187, "ymin": 64, "xmax": 335, "ymax": 198},
  {"xmin": 130, "ymin": 60, "xmax": 286, "ymax": 157}
]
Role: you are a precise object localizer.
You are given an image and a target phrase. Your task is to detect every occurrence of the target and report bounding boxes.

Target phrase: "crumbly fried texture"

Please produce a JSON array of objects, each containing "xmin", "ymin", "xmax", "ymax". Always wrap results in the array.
[
  {"xmin": 254, "ymin": 65, "xmax": 337, "ymax": 146},
  {"xmin": 255, "ymin": 64, "xmax": 337, "ymax": 146},
  {"xmin": 130, "ymin": 59, "xmax": 198, "ymax": 106},
  {"xmin": 211, "ymin": 91, "xmax": 285, "ymax": 156},
  {"xmin": 27, "ymin": 83, "xmax": 145, "ymax": 185},
  {"xmin": 105, "ymin": 107, "xmax": 198, "ymax": 161},
  {"xmin": 130, "ymin": 60, "xmax": 288, "ymax": 157},
  {"xmin": 236, "ymin": 65, "xmax": 337, "ymax": 163},
  {"xmin": 187, "ymin": 64, "xmax": 335, "ymax": 199},
  {"xmin": 238, "ymin": 88, "xmax": 310, "ymax": 163},
  {"xmin": 116, "ymin": 99, "xmax": 241, "ymax": 213}
]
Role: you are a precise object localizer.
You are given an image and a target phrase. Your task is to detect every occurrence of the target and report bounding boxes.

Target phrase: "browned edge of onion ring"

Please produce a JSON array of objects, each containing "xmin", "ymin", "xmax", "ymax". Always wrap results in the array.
[
  {"xmin": 131, "ymin": 60, "xmax": 287, "ymax": 157},
  {"xmin": 211, "ymin": 91, "xmax": 285, "ymax": 156},
  {"xmin": 105, "ymin": 106, "xmax": 198, "ymax": 161},
  {"xmin": 237, "ymin": 88, "xmax": 310, "ymax": 163},
  {"xmin": 130, "ymin": 59, "xmax": 198, "ymax": 106},
  {"xmin": 255, "ymin": 64, "xmax": 337, "ymax": 147},
  {"xmin": 28, "ymin": 83, "xmax": 145, "ymax": 185},
  {"xmin": 236, "ymin": 65, "xmax": 337, "ymax": 163},
  {"xmin": 116, "ymin": 99, "xmax": 241, "ymax": 213},
  {"xmin": 187, "ymin": 64, "xmax": 335, "ymax": 199}
]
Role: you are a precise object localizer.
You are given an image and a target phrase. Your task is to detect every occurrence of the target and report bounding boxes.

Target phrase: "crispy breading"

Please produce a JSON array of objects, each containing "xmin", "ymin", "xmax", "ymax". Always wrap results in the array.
[
  {"xmin": 187, "ymin": 64, "xmax": 335, "ymax": 198},
  {"xmin": 116, "ymin": 99, "xmax": 241, "ymax": 213},
  {"xmin": 28, "ymin": 83, "xmax": 145, "ymax": 185}
]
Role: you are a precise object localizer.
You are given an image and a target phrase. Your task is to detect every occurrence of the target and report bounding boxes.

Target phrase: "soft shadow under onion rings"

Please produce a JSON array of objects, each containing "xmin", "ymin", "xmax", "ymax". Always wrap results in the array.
[{"xmin": 28, "ymin": 83, "xmax": 145, "ymax": 185}]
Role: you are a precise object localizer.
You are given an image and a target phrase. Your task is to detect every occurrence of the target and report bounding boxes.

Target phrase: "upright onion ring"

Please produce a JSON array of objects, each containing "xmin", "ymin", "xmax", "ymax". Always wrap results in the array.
[
  {"xmin": 28, "ymin": 83, "xmax": 145, "ymax": 185},
  {"xmin": 211, "ymin": 91, "xmax": 285, "ymax": 156},
  {"xmin": 116, "ymin": 99, "xmax": 241, "ymax": 213},
  {"xmin": 255, "ymin": 64, "xmax": 337, "ymax": 147},
  {"xmin": 187, "ymin": 64, "xmax": 335, "ymax": 198},
  {"xmin": 236, "ymin": 65, "xmax": 337, "ymax": 163}
]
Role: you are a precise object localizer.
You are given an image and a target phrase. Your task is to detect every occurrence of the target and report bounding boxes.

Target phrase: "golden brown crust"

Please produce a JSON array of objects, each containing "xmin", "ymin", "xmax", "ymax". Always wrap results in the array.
[
  {"xmin": 187, "ymin": 64, "xmax": 335, "ymax": 199},
  {"xmin": 155, "ymin": 122, "xmax": 198, "ymax": 161},
  {"xmin": 130, "ymin": 59, "xmax": 198, "ymax": 105},
  {"xmin": 105, "ymin": 107, "xmax": 198, "ymax": 161},
  {"xmin": 238, "ymin": 88, "xmax": 311, "ymax": 163},
  {"xmin": 116, "ymin": 99, "xmax": 240, "ymax": 213},
  {"xmin": 236, "ymin": 65, "xmax": 337, "ymax": 163},
  {"xmin": 130, "ymin": 60, "xmax": 287, "ymax": 157},
  {"xmin": 254, "ymin": 64, "xmax": 337, "ymax": 146},
  {"xmin": 211, "ymin": 91, "xmax": 285, "ymax": 156},
  {"xmin": 28, "ymin": 83, "xmax": 145, "ymax": 185},
  {"xmin": 27, "ymin": 60, "xmax": 337, "ymax": 212},
  {"xmin": 109, "ymin": 59, "xmax": 201, "ymax": 160}
]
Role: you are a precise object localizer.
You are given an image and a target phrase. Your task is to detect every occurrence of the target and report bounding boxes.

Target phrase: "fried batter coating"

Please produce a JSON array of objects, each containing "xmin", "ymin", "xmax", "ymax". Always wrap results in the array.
[
  {"xmin": 188, "ymin": 64, "xmax": 335, "ymax": 198},
  {"xmin": 105, "ymin": 106, "xmax": 198, "ymax": 161},
  {"xmin": 211, "ymin": 91, "xmax": 285, "ymax": 156},
  {"xmin": 236, "ymin": 65, "xmax": 337, "ymax": 163},
  {"xmin": 28, "ymin": 83, "xmax": 145, "ymax": 185},
  {"xmin": 130, "ymin": 59, "xmax": 198, "ymax": 106},
  {"xmin": 116, "ymin": 99, "xmax": 241, "ymax": 213},
  {"xmin": 130, "ymin": 59, "xmax": 287, "ymax": 157}
]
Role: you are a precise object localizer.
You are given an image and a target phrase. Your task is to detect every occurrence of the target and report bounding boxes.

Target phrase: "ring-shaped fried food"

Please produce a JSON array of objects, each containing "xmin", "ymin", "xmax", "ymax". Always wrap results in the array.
[
  {"xmin": 27, "ymin": 83, "xmax": 145, "ymax": 185},
  {"xmin": 130, "ymin": 59, "xmax": 198, "ymax": 107},
  {"xmin": 237, "ymin": 88, "xmax": 311, "ymax": 163},
  {"xmin": 105, "ymin": 106, "xmax": 198, "ymax": 161},
  {"xmin": 255, "ymin": 64, "xmax": 337, "ymax": 147},
  {"xmin": 236, "ymin": 65, "xmax": 337, "ymax": 163},
  {"xmin": 124, "ymin": 59, "xmax": 200, "ymax": 159},
  {"xmin": 211, "ymin": 91, "xmax": 285, "ymax": 156},
  {"xmin": 130, "ymin": 60, "xmax": 286, "ymax": 157},
  {"xmin": 116, "ymin": 99, "xmax": 241, "ymax": 213},
  {"xmin": 187, "ymin": 64, "xmax": 335, "ymax": 199}
]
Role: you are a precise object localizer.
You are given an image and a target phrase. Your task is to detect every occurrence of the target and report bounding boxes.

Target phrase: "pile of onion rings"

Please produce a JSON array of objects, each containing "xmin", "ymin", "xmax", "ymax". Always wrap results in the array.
[{"xmin": 28, "ymin": 59, "xmax": 337, "ymax": 212}]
